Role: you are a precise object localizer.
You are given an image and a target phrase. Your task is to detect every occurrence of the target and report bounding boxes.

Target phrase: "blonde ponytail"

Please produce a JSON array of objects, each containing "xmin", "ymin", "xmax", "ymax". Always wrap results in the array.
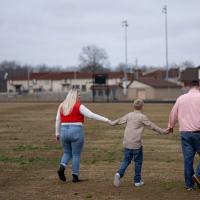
[{"xmin": 62, "ymin": 89, "xmax": 78, "ymax": 116}]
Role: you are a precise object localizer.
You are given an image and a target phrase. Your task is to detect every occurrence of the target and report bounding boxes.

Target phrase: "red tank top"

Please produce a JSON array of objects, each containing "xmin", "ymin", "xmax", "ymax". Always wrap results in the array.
[{"xmin": 60, "ymin": 101, "xmax": 84, "ymax": 123}]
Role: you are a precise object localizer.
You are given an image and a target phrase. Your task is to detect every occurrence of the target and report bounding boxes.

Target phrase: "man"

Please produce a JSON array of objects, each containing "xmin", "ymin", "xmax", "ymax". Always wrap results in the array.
[{"xmin": 168, "ymin": 80, "xmax": 200, "ymax": 190}]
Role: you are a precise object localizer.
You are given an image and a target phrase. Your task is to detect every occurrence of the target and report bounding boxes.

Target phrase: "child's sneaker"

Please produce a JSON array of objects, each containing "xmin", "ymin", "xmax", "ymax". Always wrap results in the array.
[
  {"xmin": 185, "ymin": 187, "xmax": 194, "ymax": 191},
  {"xmin": 135, "ymin": 180, "xmax": 144, "ymax": 187},
  {"xmin": 113, "ymin": 173, "xmax": 121, "ymax": 187}
]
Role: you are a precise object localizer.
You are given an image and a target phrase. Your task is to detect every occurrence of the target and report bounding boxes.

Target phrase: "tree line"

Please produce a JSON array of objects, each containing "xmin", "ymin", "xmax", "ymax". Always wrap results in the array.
[{"xmin": 0, "ymin": 44, "xmax": 196, "ymax": 79}]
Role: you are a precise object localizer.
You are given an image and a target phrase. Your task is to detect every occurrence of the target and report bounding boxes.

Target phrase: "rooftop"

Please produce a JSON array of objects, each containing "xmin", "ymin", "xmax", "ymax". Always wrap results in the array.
[{"xmin": 130, "ymin": 77, "xmax": 182, "ymax": 88}]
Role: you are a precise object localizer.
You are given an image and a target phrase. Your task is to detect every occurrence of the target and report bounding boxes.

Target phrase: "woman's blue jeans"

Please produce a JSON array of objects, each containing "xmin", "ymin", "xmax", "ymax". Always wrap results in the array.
[
  {"xmin": 181, "ymin": 132, "xmax": 200, "ymax": 188},
  {"xmin": 118, "ymin": 147, "xmax": 143, "ymax": 183},
  {"xmin": 60, "ymin": 125, "xmax": 84, "ymax": 176}
]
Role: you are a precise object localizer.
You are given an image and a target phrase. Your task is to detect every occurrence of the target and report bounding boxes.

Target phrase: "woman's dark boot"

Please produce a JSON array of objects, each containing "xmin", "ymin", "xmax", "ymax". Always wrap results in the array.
[
  {"xmin": 72, "ymin": 174, "xmax": 79, "ymax": 182},
  {"xmin": 57, "ymin": 165, "xmax": 66, "ymax": 182}
]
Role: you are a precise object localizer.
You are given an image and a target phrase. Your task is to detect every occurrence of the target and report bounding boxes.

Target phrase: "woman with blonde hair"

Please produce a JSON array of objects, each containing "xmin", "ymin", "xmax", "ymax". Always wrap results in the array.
[{"xmin": 55, "ymin": 89, "xmax": 110, "ymax": 182}]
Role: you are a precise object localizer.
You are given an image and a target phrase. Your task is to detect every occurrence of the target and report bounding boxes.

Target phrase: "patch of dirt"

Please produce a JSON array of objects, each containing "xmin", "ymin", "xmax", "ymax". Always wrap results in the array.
[{"xmin": 0, "ymin": 103, "xmax": 200, "ymax": 200}]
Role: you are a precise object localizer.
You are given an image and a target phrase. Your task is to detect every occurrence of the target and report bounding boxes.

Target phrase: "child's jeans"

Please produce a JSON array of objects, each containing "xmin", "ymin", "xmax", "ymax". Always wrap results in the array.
[{"xmin": 118, "ymin": 147, "xmax": 143, "ymax": 183}]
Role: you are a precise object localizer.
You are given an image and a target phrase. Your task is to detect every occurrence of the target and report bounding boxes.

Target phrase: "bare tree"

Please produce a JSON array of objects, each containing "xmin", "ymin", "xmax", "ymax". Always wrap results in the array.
[
  {"xmin": 169, "ymin": 60, "xmax": 195, "ymax": 70},
  {"xmin": 115, "ymin": 62, "xmax": 126, "ymax": 72},
  {"xmin": 181, "ymin": 60, "xmax": 195, "ymax": 69},
  {"xmin": 0, "ymin": 61, "xmax": 32, "ymax": 79},
  {"xmin": 79, "ymin": 45, "xmax": 110, "ymax": 72}
]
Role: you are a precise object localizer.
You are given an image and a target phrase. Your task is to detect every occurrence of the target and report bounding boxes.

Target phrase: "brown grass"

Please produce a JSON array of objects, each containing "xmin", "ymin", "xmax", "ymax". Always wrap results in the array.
[{"xmin": 0, "ymin": 103, "xmax": 200, "ymax": 200}]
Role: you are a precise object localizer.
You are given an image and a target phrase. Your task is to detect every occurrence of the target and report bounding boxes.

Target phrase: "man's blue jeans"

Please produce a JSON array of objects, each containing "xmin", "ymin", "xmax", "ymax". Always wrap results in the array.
[
  {"xmin": 60, "ymin": 125, "xmax": 84, "ymax": 176},
  {"xmin": 118, "ymin": 147, "xmax": 143, "ymax": 183},
  {"xmin": 181, "ymin": 132, "xmax": 200, "ymax": 188}
]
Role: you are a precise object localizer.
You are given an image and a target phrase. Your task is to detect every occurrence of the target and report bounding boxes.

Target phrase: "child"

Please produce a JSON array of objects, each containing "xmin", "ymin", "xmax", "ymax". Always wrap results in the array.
[{"xmin": 109, "ymin": 99, "xmax": 169, "ymax": 187}]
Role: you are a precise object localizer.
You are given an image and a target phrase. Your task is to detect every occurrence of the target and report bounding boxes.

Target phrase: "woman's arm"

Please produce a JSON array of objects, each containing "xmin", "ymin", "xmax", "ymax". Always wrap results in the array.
[
  {"xmin": 80, "ymin": 104, "xmax": 109, "ymax": 122},
  {"xmin": 55, "ymin": 104, "xmax": 62, "ymax": 137}
]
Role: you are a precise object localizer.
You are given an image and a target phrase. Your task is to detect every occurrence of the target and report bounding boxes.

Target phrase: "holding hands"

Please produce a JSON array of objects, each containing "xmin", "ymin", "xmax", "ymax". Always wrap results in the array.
[
  {"xmin": 164, "ymin": 127, "xmax": 173, "ymax": 134},
  {"xmin": 107, "ymin": 120, "xmax": 115, "ymax": 126},
  {"xmin": 107, "ymin": 119, "xmax": 174, "ymax": 135}
]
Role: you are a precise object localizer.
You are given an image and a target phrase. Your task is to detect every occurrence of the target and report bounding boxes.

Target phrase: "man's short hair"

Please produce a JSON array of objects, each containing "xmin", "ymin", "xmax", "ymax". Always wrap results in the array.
[{"xmin": 191, "ymin": 80, "xmax": 200, "ymax": 86}]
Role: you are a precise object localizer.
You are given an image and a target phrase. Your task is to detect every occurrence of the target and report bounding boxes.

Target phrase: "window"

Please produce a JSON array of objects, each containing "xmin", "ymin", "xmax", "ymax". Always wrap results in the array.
[
  {"xmin": 32, "ymin": 79, "xmax": 37, "ymax": 85},
  {"xmin": 64, "ymin": 79, "xmax": 68, "ymax": 83},
  {"xmin": 93, "ymin": 89, "xmax": 96, "ymax": 96},
  {"xmin": 105, "ymin": 88, "xmax": 110, "ymax": 95},
  {"xmin": 45, "ymin": 80, "xmax": 49, "ymax": 85},
  {"xmin": 81, "ymin": 85, "xmax": 86, "ymax": 92},
  {"xmin": 72, "ymin": 85, "xmax": 80, "ymax": 89},
  {"xmin": 98, "ymin": 89, "xmax": 103, "ymax": 96}
]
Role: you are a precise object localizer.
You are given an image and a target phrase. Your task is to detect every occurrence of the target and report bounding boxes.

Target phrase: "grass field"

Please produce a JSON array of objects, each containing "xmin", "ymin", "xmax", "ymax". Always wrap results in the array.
[{"xmin": 0, "ymin": 103, "xmax": 199, "ymax": 200}]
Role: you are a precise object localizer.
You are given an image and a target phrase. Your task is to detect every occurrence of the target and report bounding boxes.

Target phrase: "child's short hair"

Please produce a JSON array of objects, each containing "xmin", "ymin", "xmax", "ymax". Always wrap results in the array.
[{"xmin": 133, "ymin": 99, "xmax": 144, "ymax": 110}]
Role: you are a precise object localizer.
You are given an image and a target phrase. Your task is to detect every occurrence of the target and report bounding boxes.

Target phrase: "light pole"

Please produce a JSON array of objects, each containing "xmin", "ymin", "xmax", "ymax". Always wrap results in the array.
[
  {"xmin": 27, "ymin": 68, "xmax": 30, "ymax": 92},
  {"xmin": 4, "ymin": 72, "xmax": 8, "ymax": 94},
  {"xmin": 162, "ymin": 5, "xmax": 169, "ymax": 80},
  {"xmin": 135, "ymin": 58, "xmax": 139, "ymax": 79},
  {"xmin": 122, "ymin": 20, "xmax": 128, "ymax": 95}
]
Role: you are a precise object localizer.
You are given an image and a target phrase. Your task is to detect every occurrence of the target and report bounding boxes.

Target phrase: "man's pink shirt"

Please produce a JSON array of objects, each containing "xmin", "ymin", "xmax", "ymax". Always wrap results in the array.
[{"xmin": 168, "ymin": 88, "xmax": 200, "ymax": 131}]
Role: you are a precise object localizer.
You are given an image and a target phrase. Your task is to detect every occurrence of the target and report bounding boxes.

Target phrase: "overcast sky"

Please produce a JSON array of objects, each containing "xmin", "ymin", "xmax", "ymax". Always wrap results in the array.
[{"xmin": 0, "ymin": 0, "xmax": 200, "ymax": 68}]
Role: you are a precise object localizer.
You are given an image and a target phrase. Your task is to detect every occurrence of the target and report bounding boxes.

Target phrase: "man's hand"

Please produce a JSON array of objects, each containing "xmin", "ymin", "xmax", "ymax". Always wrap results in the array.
[
  {"xmin": 168, "ymin": 128, "xmax": 173, "ymax": 133},
  {"xmin": 164, "ymin": 127, "xmax": 173, "ymax": 134}
]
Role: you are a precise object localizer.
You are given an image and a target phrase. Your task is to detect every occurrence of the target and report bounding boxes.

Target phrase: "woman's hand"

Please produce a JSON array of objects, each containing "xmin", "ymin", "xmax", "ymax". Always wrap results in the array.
[
  {"xmin": 108, "ymin": 120, "xmax": 115, "ymax": 126},
  {"xmin": 56, "ymin": 135, "xmax": 60, "ymax": 143}
]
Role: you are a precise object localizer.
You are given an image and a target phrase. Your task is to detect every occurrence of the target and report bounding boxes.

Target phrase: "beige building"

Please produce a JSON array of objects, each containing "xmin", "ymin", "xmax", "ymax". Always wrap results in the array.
[{"xmin": 128, "ymin": 78, "xmax": 182, "ymax": 100}]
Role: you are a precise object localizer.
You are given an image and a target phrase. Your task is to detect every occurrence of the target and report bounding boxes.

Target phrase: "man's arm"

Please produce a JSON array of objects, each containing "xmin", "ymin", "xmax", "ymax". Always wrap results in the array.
[{"xmin": 168, "ymin": 99, "xmax": 179, "ymax": 129}]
